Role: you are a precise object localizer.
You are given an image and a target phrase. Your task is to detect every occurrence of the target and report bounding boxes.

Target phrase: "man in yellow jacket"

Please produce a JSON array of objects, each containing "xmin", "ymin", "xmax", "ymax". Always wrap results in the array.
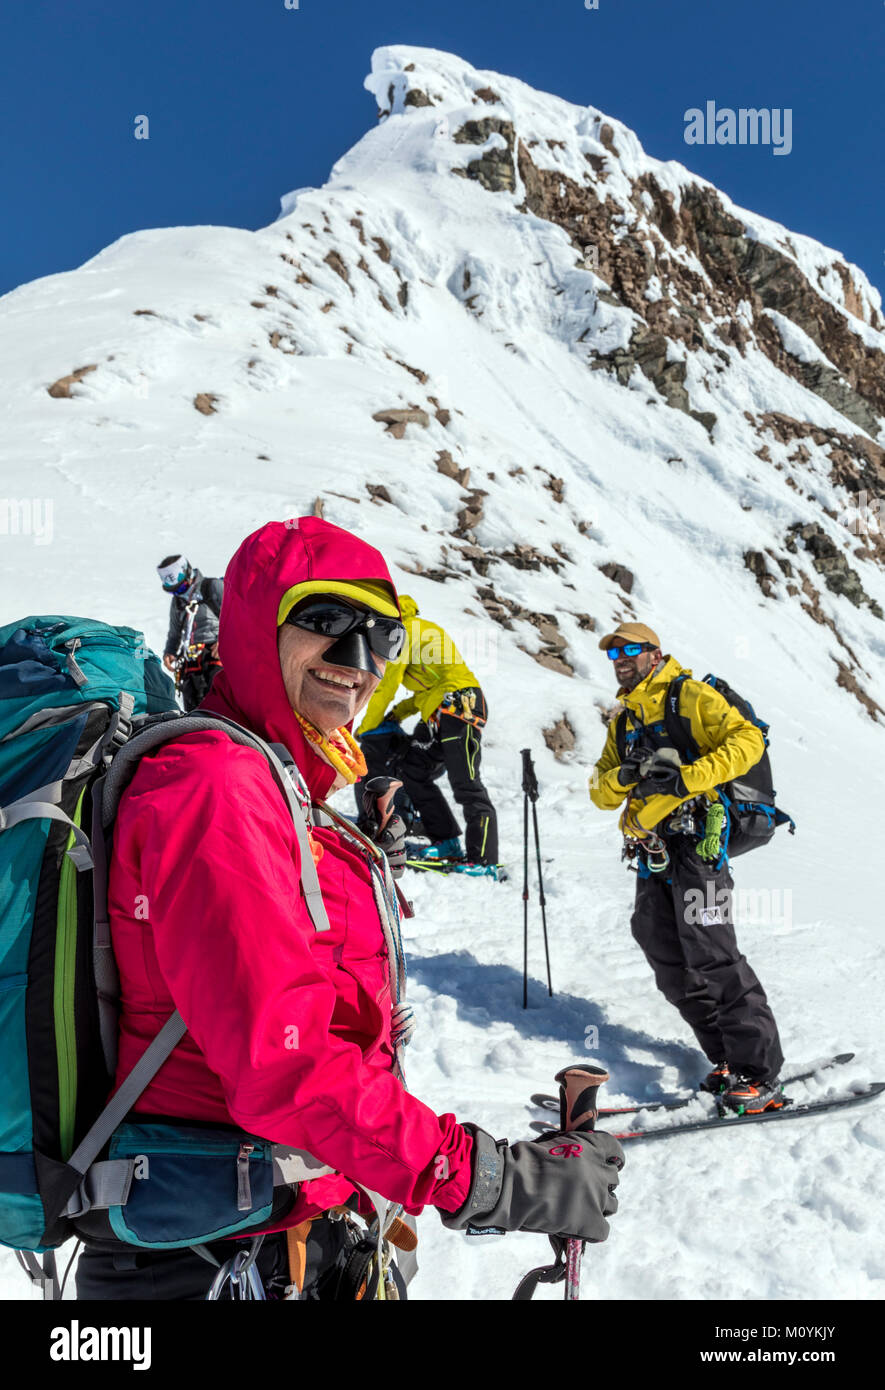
[
  {"xmin": 356, "ymin": 597, "xmax": 498, "ymax": 865},
  {"xmin": 590, "ymin": 621, "xmax": 784, "ymax": 1112}
]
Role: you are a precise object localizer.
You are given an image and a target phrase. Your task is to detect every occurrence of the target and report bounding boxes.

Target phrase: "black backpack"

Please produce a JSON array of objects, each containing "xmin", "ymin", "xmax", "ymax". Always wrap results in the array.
[{"xmin": 616, "ymin": 673, "xmax": 796, "ymax": 858}]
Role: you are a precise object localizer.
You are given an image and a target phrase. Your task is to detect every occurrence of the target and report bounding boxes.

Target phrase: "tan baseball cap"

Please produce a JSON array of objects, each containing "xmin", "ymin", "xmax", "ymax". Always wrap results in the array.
[{"xmin": 598, "ymin": 621, "xmax": 661, "ymax": 652}]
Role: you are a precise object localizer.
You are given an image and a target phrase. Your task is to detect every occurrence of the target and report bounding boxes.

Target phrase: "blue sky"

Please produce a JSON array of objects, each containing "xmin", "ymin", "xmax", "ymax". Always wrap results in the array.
[{"xmin": 1, "ymin": 0, "xmax": 882, "ymax": 301}]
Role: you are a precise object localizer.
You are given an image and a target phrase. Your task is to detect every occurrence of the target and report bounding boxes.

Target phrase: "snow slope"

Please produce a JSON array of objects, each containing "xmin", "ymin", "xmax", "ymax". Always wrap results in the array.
[{"xmin": 1, "ymin": 45, "xmax": 883, "ymax": 1301}]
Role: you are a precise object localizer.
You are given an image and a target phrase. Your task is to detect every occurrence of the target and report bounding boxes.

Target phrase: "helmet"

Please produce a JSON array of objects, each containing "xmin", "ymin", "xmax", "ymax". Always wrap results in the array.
[{"xmin": 157, "ymin": 555, "xmax": 192, "ymax": 594}]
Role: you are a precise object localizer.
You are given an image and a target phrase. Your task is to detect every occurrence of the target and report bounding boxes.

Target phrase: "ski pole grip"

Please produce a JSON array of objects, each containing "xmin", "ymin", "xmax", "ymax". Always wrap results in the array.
[
  {"xmin": 555, "ymin": 1064, "xmax": 609, "ymax": 1133},
  {"xmin": 520, "ymin": 748, "xmax": 539, "ymax": 801},
  {"xmin": 362, "ymin": 776, "xmax": 402, "ymax": 833}
]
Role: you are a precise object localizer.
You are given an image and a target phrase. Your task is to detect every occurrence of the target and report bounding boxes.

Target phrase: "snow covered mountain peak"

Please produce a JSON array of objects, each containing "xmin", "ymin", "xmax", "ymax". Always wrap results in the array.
[
  {"xmin": 1, "ymin": 44, "xmax": 883, "ymax": 737},
  {"xmin": 2, "ymin": 43, "xmax": 885, "ymax": 1306}
]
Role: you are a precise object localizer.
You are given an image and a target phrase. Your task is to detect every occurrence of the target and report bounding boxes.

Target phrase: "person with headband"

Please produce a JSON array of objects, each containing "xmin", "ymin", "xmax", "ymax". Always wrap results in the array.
[
  {"xmin": 76, "ymin": 518, "xmax": 622, "ymax": 1300},
  {"xmin": 156, "ymin": 554, "xmax": 224, "ymax": 711}
]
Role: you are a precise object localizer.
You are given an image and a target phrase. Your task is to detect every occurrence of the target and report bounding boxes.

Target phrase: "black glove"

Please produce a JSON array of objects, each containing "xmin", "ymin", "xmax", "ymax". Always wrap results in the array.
[
  {"xmin": 410, "ymin": 720, "xmax": 437, "ymax": 752},
  {"xmin": 360, "ymin": 776, "xmax": 407, "ymax": 879},
  {"xmin": 440, "ymin": 1124, "xmax": 624, "ymax": 1243},
  {"xmin": 634, "ymin": 748, "xmax": 689, "ymax": 799},
  {"xmin": 635, "ymin": 766, "xmax": 689, "ymax": 798},
  {"xmin": 616, "ymin": 752, "xmax": 644, "ymax": 787}
]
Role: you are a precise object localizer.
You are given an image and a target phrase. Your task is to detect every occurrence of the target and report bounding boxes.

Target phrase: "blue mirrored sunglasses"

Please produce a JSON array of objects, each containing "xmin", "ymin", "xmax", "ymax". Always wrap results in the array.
[{"xmin": 606, "ymin": 642, "xmax": 650, "ymax": 661}]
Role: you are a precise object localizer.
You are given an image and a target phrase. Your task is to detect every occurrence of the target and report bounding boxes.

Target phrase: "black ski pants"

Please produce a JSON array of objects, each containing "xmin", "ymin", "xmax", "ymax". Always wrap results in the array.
[
  {"xmin": 357, "ymin": 703, "xmax": 498, "ymax": 863},
  {"xmin": 407, "ymin": 710, "xmax": 498, "ymax": 862},
  {"xmin": 631, "ymin": 836, "xmax": 783, "ymax": 1082},
  {"xmin": 180, "ymin": 645, "xmax": 221, "ymax": 713}
]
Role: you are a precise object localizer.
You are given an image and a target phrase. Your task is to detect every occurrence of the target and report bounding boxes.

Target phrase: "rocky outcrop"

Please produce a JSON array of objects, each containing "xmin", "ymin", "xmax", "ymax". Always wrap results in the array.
[
  {"xmin": 786, "ymin": 522, "xmax": 882, "ymax": 617},
  {"xmin": 834, "ymin": 660, "xmax": 884, "ymax": 722},
  {"xmin": 638, "ymin": 180, "xmax": 885, "ymax": 433},
  {"xmin": 746, "ymin": 412, "xmax": 885, "ymax": 570},
  {"xmin": 435, "ymin": 449, "xmax": 470, "ymax": 486},
  {"xmin": 366, "ymin": 483, "xmax": 393, "ymax": 504},
  {"xmin": 475, "ymin": 584, "xmax": 573, "ymax": 672},
  {"xmin": 47, "ymin": 364, "xmax": 97, "ymax": 398},
  {"xmin": 324, "ymin": 250, "xmax": 350, "ymax": 284},
  {"xmin": 193, "ymin": 393, "xmax": 218, "ymax": 415},
  {"xmin": 744, "ymin": 550, "xmax": 778, "ymax": 598},
  {"xmin": 372, "ymin": 406, "xmax": 430, "ymax": 437},
  {"xmin": 543, "ymin": 715, "xmax": 577, "ymax": 759},
  {"xmin": 497, "ymin": 137, "xmax": 885, "ymax": 435},
  {"xmin": 455, "ymin": 489, "xmax": 487, "ymax": 538},
  {"xmin": 453, "ymin": 118, "xmax": 516, "ymax": 193},
  {"xmin": 598, "ymin": 561, "xmax": 634, "ymax": 593}
]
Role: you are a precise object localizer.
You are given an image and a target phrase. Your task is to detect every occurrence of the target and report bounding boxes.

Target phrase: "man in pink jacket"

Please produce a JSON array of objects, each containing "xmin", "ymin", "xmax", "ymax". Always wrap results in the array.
[{"xmin": 76, "ymin": 517, "xmax": 622, "ymax": 1299}]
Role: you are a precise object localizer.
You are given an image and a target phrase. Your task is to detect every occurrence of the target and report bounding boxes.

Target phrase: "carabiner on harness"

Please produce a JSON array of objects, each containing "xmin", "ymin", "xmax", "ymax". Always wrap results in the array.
[{"xmin": 205, "ymin": 1234, "xmax": 267, "ymax": 1300}]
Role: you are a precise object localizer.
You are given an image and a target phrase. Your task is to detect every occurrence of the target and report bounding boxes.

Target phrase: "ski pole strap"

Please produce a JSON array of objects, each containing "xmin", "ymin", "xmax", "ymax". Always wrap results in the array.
[{"xmin": 512, "ymin": 1236, "xmax": 568, "ymax": 1301}]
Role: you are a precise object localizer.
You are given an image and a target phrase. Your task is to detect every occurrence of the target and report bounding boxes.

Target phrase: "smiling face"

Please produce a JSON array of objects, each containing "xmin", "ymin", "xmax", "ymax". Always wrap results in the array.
[
  {"xmin": 278, "ymin": 606, "xmax": 385, "ymax": 734},
  {"xmin": 612, "ymin": 645, "xmax": 662, "ymax": 692}
]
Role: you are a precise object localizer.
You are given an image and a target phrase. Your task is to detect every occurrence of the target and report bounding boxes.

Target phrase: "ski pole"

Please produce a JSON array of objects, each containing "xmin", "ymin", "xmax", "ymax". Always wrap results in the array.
[
  {"xmin": 511, "ymin": 1061, "xmax": 609, "ymax": 1300},
  {"xmin": 522, "ymin": 776, "xmax": 530, "ymax": 1009},
  {"xmin": 520, "ymin": 749, "xmax": 553, "ymax": 1006},
  {"xmin": 555, "ymin": 1063, "xmax": 609, "ymax": 1301}
]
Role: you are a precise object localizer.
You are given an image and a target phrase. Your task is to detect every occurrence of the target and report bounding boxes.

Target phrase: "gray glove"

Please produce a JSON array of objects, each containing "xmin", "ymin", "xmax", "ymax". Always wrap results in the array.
[{"xmin": 441, "ymin": 1124, "xmax": 624, "ymax": 1242}]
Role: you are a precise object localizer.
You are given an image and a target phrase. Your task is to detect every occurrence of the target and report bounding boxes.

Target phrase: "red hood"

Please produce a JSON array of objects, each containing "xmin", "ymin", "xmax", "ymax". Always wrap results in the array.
[{"xmin": 202, "ymin": 516, "xmax": 399, "ymax": 799}]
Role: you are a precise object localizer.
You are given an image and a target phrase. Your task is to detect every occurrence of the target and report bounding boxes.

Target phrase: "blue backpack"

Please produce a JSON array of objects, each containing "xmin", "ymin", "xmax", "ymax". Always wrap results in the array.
[{"xmin": 0, "ymin": 616, "xmax": 335, "ymax": 1294}]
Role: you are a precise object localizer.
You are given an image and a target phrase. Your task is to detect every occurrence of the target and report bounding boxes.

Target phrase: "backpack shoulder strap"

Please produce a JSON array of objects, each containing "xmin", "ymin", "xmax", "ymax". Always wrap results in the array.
[
  {"xmin": 613, "ymin": 710, "xmax": 628, "ymax": 761},
  {"xmin": 663, "ymin": 675, "xmax": 701, "ymax": 763},
  {"xmin": 101, "ymin": 712, "xmax": 330, "ymax": 934},
  {"xmin": 38, "ymin": 711, "xmax": 334, "ymax": 1248}
]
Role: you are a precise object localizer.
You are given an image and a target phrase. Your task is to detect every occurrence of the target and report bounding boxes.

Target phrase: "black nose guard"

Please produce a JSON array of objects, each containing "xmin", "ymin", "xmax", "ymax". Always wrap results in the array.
[{"xmin": 321, "ymin": 629, "xmax": 380, "ymax": 675}]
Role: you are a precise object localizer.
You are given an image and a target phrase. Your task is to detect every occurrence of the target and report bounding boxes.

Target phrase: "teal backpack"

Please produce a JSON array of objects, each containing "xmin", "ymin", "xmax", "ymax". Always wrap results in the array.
[{"xmin": 0, "ymin": 616, "xmax": 335, "ymax": 1295}]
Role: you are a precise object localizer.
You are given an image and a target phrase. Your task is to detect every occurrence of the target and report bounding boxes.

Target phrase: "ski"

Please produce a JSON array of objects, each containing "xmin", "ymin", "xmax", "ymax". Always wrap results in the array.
[
  {"xmin": 529, "ymin": 1053, "xmax": 856, "ymax": 1118},
  {"xmin": 529, "ymin": 1081, "xmax": 884, "ymax": 1141},
  {"xmin": 405, "ymin": 857, "xmax": 507, "ymax": 880}
]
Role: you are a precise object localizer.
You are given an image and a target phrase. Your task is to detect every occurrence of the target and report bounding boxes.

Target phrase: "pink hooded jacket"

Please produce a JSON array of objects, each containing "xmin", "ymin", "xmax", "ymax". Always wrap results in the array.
[{"xmin": 108, "ymin": 518, "xmax": 473, "ymax": 1223}]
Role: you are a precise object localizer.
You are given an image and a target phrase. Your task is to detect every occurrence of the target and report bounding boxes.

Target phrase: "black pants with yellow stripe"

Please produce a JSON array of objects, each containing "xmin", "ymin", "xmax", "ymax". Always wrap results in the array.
[
  {"xmin": 400, "ymin": 704, "xmax": 498, "ymax": 864},
  {"xmin": 631, "ymin": 835, "xmax": 784, "ymax": 1083}
]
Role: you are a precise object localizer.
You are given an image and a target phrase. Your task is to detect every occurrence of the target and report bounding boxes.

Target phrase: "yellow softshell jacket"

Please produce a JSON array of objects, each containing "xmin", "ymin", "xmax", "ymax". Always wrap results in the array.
[
  {"xmin": 589, "ymin": 656, "xmax": 765, "ymax": 832},
  {"xmin": 357, "ymin": 596, "xmax": 480, "ymax": 733}
]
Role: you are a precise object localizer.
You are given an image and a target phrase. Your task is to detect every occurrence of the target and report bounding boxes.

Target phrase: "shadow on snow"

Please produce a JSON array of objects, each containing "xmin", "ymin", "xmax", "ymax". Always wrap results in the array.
[{"xmin": 407, "ymin": 950, "xmax": 702, "ymax": 1101}]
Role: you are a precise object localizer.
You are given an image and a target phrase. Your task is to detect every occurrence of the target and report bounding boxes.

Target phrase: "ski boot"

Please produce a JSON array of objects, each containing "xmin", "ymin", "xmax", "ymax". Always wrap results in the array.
[
  {"xmin": 700, "ymin": 1061, "xmax": 734, "ymax": 1095},
  {"xmin": 720, "ymin": 1075, "xmax": 787, "ymax": 1115},
  {"xmin": 419, "ymin": 837, "xmax": 464, "ymax": 862},
  {"xmin": 459, "ymin": 860, "xmax": 506, "ymax": 880}
]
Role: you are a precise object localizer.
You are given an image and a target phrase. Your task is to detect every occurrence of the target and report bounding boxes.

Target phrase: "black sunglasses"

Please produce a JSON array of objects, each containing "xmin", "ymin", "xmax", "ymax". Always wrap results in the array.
[{"xmin": 285, "ymin": 600, "xmax": 406, "ymax": 661}]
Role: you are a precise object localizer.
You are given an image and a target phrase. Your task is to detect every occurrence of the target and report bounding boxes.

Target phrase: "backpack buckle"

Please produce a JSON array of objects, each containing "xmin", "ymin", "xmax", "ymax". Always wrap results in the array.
[{"xmin": 103, "ymin": 693, "xmax": 136, "ymax": 763}]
